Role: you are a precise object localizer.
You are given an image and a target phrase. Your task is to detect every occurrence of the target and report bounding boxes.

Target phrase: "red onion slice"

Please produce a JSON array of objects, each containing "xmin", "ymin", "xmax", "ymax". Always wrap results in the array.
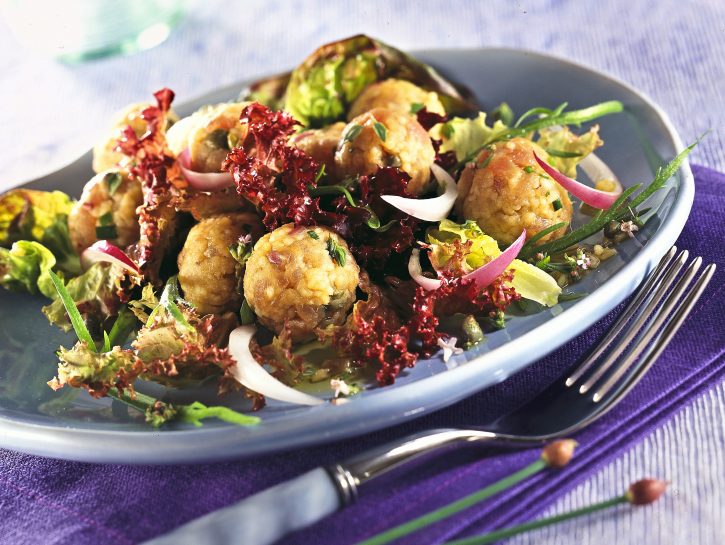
[
  {"xmin": 380, "ymin": 163, "xmax": 458, "ymax": 222},
  {"xmin": 408, "ymin": 248, "xmax": 444, "ymax": 291},
  {"xmin": 81, "ymin": 240, "xmax": 140, "ymax": 275},
  {"xmin": 228, "ymin": 325, "xmax": 324, "ymax": 406},
  {"xmin": 409, "ymin": 230, "xmax": 526, "ymax": 291},
  {"xmin": 534, "ymin": 152, "xmax": 621, "ymax": 209},
  {"xmin": 177, "ymin": 149, "xmax": 234, "ymax": 191}
]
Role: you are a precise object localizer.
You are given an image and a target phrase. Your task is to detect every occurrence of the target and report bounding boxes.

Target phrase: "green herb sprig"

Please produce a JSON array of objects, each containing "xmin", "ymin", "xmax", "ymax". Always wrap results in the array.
[{"xmin": 461, "ymin": 100, "xmax": 623, "ymax": 166}]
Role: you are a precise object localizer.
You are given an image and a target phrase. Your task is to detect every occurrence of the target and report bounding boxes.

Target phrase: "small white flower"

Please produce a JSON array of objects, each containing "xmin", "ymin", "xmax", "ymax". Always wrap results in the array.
[
  {"xmin": 239, "ymin": 233, "xmax": 253, "ymax": 245},
  {"xmin": 437, "ymin": 336, "xmax": 463, "ymax": 363},
  {"xmin": 330, "ymin": 378, "xmax": 351, "ymax": 398},
  {"xmin": 620, "ymin": 221, "xmax": 639, "ymax": 238}
]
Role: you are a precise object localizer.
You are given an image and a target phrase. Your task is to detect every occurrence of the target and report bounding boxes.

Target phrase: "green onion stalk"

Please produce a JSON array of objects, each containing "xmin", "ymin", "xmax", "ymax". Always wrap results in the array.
[
  {"xmin": 443, "ymin": 479, "xmax": 668, "ymax": 545},
  {"xmin": 355, "ymin": 440, "xmax": 578, "ymax": 545}
]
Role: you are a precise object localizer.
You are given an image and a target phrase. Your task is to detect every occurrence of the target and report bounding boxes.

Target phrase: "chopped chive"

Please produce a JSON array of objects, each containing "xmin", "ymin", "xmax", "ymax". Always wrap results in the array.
[
  {"xmin": 343, "ymin": 124, "xmax": 363, "ymax": 144},
  {"xmin": 552, "ymin": 198, "xmax": 563, "ymax": 211},
  {"xmin": 48, "ymin": 271, "xmax": 96, "ymax": 350},
  {"xmin": 102, "ymin": 331, "xmax": 111, "ymax": 353},
  {"xmin": 373, "ymin": 121, "xmax": 387, "ymax": 142},
  {"xmin": 104, "ymin": 172, "xmax": 123, "ymax": 195},
  {"xmin": 307, "ymin": 230, "xmax": 319, "ymax": 240},
  {"xmin": 410, "ymin": 102, "xmax": 424, "ymax": 114},
  {"xmin": 523, "ymin": 165, "xmax": 535, "ymax": 174}
]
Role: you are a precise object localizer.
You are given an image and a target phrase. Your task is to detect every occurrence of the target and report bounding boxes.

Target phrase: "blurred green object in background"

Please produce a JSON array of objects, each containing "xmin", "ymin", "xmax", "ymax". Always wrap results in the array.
[{"xmin": 0, "ymin": 0, "xmax": 186, "ymax": 62}]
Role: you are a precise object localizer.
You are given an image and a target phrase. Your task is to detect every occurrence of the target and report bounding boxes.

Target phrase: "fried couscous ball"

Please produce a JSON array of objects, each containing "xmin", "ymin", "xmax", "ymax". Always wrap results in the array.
[
  {"xmin": 335, "ymin": 108, "xmax": 436, "ymax": 196},
  {"xmin": 289, "ymin": 122, "xmax": 345, "ymax": 181},
  {"xmin": 243, "ymin": 224, "xmax": 360, "ymax": 342},
  {"xmin": 177, "ymin": 213, "xmax": 263, "ymax": 315},
  {"xmin": 455, "ymin": 138, "xmax": 573, "ymax": 245},
  {"xmin": 166, "ymin": 102, "xmax": 250, "ymax": 173},
  {"xmin": 68, "ymin": 170, "xmax": 143, "ymax": 254},
  {"xmin": 92, "ymin": 102, "xmax": 179, "ymax": 173},
  {"xmin": 347, "ymin": 79, "xmax": 446, "ymax": 119}
]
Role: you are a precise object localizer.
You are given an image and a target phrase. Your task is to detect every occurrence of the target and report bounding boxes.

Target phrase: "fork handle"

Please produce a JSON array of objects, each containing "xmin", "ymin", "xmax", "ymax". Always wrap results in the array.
[{"xmin": 329, "ymin": 428, "xmax": 538, "ymax": 506}]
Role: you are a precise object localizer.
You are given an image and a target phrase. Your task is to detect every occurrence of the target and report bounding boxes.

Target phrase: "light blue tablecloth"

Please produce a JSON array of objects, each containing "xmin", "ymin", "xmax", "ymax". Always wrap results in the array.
[{"xmin": 0, "ymin": 1, "xmax": 723, "ymax": 543}]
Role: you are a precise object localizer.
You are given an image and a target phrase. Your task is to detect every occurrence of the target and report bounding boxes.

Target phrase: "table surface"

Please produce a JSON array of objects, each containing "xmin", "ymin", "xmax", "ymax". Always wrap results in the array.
[{"xmin": 0, "ymin": 1, "xmax": 723, "ymax": 543}]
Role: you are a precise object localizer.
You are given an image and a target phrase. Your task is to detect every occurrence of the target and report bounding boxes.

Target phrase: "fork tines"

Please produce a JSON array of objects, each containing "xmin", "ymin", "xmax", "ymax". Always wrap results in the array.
[{"xmin": 565, "ymin": 246, "xmax": 717, "ymax": 403}]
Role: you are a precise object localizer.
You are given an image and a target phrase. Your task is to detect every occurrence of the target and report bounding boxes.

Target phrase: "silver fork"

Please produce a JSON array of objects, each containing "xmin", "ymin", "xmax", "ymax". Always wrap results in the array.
[{"xmin": 142, "ymin": 246, "xmax": 716, "ymax": 545}]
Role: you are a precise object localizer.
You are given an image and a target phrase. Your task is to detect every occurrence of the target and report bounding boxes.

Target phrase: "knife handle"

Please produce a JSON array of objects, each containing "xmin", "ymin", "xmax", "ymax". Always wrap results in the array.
[{"xmin": 141, "ymin": 467, "xmax": 342, "ymax": 545}]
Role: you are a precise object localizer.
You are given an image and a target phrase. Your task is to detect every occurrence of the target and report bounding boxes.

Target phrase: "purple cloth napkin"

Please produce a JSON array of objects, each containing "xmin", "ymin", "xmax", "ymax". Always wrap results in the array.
[{"xmin": 1, "ymin": 164, "xmax": 723, "ymax": 545}]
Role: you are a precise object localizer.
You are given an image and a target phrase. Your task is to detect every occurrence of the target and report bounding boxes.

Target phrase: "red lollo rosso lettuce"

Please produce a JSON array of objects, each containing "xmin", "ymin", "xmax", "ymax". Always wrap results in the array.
[
  {"xmin": 416, "ymin": 108, "xmax": 457, "ymax": 171},
  {"xmin": 319, "ymin": 167, "xmax": 420, "ymax": 269},
  {"xmin": 223, "ymin": 103, "xmax": 321, "ymax": 230},
  {"xmin": 116, "ymin": 88, "xmax": 184, "ymax": 282}
]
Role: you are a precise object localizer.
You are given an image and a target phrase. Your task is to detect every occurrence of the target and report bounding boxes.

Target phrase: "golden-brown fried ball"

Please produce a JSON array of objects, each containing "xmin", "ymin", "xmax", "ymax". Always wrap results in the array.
[
  {"xmin": 92, "ymin": 102, "xmax": 178, "ymax": 173},
  {"xmin": 347, "ymin": 79, "xmax": 445, "ymax": 120},
  {"xmin": 455, "ymin": 138, "xmax": 573, "ymax": 245},
  {"xmin": 335, "ymin": 108, "xmax": 435, "ymax": 195},
  {"xmin": 166, "ymin": 102, "xmax": 250, "ymax": 173},
  {"xmin": 289, "ymin": 122, "xmax": 345, "ymax": 181},
  {"xmin": 243, "ymin": 224, "xmax": 360, "ymax": 342},
  {"xmin": 68, "ymin": 170, "xmax": 143, "ymax": 254},
  {"xmin": 177, "ymin": 213, "xmax": 262, "ymax": 315}
]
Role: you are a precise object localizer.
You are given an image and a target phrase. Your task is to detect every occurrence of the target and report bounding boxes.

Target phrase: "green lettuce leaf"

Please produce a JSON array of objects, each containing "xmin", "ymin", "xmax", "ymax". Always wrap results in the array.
[
  {"xmin": 536, "ymin": 126, "xmax": 603, "ymax": 177},
  {"xmin": 49, "ymin": 342, "xmax": 138, "ymax": 397},
  {"xmin": 432, "ymin": 113, "xmax": 508, "ymax": 162},
  {"xmin": 284, "ymin": 34, "xmax": 476, "ymax": 127},
  {"xmin": 42, "ymin": 263, "xmax": 121, "ymax": 331},
  {"xmin": 426, "ymin": 220, "xmax": 561, "ymax": 307},
  {"xmin": 0, "ymin": 240, "xmax": 58, "ymax": 298},
  {"xmin": 0, "ymin": 189, "xmax": 80, "ymax": 275}
]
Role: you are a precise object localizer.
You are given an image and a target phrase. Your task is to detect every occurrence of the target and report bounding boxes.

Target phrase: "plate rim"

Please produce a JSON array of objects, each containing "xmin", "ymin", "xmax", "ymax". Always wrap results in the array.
[{"xmin": 0, "ymin": 47, "xmax": 694, "ymax": 464}]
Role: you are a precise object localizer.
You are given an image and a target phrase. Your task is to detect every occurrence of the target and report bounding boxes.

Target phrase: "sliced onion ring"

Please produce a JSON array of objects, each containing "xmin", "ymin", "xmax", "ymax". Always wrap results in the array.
[
  {"xmin": 408, "ymin": 248, "xmax": 445, "ymax": 291},
  {"xmin": 380, "ymin": 163, "xmax": 458, "ymax": 222},
  {"xmin": 177, "ymin": 148, "xmax": 234, "ymax": 191},
  {"xmin": 534, "ymin": 152, "xmax": 621, "ymax": 209},
  {"xmin": 228, "ymin": 325, "xmax": 324, "ymax": 406},
  {"xmin": 409, "ymin": 230, "xmax": 526, "ymax": 291},
  {"xmin": 578, "ymin": 153, "xmax": 623, "ymax": 194},
  {"xmin": 81, "ymin": 240, "xmax": 140, "ymax": 275}
]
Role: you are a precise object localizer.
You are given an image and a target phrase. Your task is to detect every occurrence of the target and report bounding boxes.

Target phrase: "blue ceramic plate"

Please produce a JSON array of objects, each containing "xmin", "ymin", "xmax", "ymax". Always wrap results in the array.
[{"xmin": 0, "ymin": 48, "xmax": 693, "ymax": 464}]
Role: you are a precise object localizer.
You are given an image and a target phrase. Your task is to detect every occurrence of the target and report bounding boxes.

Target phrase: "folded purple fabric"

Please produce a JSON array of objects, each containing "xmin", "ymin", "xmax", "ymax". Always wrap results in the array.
[{"xmin": 1, "ymin": 164, "xmax": 723, "ymax": 545}]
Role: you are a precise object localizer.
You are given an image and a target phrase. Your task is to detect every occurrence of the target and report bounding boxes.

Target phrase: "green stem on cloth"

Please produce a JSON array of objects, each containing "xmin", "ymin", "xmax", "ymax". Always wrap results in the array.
[
  {"xmin": 356, "ymin": 459, "xmax": 548, "ymax": 545},
  {"xmin": 443, "ymin": 495, "xmax": 627, "ymax": 545}
]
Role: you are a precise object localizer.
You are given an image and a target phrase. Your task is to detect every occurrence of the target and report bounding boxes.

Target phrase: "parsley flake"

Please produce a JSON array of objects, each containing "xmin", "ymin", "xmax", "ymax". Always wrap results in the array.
[
  {"xmin": 307, "ymin": 230, "xmax": 319, "ymax": 240},
  {"xmin": 326, "ymin": 237, "xmax": 346, "ymax": 266},
  {"xmin": 410, "ymin": 102, "xmax": 424, "ymax": 114},
  {"xmin": 104, "ymin": 172, "xmax": 123, "ymax": 195},
  {"xmin": 552, "ymin": 198, "xmax": 563, "ymax": 211},
  {"xmin": 343, "ymin": 124, "xmax": 363, "ymax": 144},
  {"xmin": 523, "ymin": 166, "xmax": 535, "ymax": 174},
  {"xmin": 373, "ymin": 121, "xmax": 387, "ymax": 142}
]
